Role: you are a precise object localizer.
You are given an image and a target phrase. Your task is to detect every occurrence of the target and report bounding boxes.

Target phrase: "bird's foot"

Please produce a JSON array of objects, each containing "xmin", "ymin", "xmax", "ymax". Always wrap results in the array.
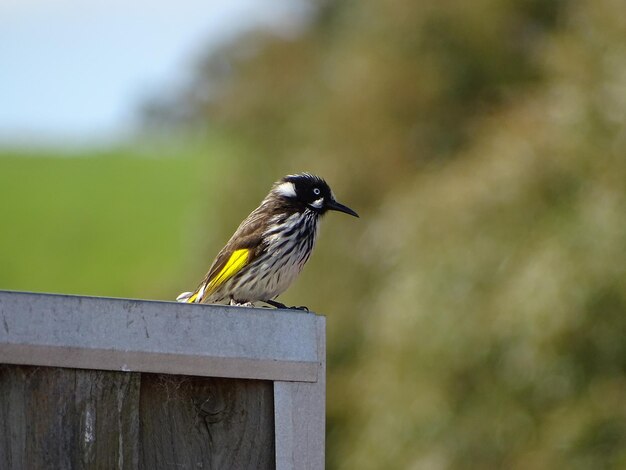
[
  {"xmin": 291, "ymin": 305, "xmax": 310, "ymax": 312},
  {"xmin": 264, "ymin": 299, "xmax": 287, "ymax": 309},
  {"xmin": 264, "ymin": 300, "xmax": 309, "ymax": 311},
  {"xmin": 229, "ymin": 299, "xmax": 255, "ymax": 307}
]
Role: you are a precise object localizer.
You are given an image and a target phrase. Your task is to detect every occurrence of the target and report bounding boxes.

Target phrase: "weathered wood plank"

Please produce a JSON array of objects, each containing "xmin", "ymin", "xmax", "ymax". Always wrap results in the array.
[
  {"xmin": 0, "ymin": 364, "xmax": 140, "ymax": 470},
  {"xmin": 74, "ymin": 370, "xmax": 141, "ymax": 469},
  {"xmin": 1, "ymin": 366, "xmax": 276, "ymax": 469},
  {"xmin": 139, "ymin": 374, "xmax": 275, "ymax": 470}
]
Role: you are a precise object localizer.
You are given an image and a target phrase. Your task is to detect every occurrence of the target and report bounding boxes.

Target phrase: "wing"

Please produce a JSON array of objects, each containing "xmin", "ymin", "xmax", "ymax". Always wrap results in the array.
[{"xmin": 186, "ymin": 206, "xmax": 270, "ymax": 303}]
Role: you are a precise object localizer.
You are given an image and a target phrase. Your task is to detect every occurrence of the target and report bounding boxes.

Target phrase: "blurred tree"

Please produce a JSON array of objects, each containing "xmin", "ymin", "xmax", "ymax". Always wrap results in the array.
[
  {"xmin": 143, "ymin": 0, "xmax": 626, "ymax": 467},
  {"xmin": 144, "ymin": 0, "xmax": 566, "ymax": 194}
]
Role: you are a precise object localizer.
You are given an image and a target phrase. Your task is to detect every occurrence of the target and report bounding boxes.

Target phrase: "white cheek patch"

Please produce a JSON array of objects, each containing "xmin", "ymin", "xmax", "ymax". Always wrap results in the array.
[
  {"xmin": 275, "ymin": 182, "xmax": 297, "ymax": 198},
  {"xmin": 309, "ymin": 197, "xmax": 324, "ymax": 209}
]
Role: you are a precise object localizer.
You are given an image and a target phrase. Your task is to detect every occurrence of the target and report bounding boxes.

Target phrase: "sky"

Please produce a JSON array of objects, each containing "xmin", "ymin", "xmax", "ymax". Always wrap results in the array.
[{"xmin": 0, "ymin": 0, "xmax": 307, "ymax": 146}]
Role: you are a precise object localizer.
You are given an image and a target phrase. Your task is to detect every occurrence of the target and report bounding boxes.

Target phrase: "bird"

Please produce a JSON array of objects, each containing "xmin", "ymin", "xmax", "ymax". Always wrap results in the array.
[{"xmin": 176, "ymin": 173, "xmax": 358, "ymax": 309}]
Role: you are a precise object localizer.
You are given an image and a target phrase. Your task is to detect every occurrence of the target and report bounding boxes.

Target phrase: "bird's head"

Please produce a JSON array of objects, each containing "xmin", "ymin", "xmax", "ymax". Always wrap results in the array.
[{"xmin": 272, "ymin": 173, "xmax": 359, "ymax": 217}]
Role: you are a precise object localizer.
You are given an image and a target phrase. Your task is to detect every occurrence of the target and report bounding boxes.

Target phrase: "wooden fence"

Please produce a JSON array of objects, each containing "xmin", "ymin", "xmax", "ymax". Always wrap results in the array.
[{"xmin": 0, "ymin": 290, "xmax": 325, "ymax": 469}]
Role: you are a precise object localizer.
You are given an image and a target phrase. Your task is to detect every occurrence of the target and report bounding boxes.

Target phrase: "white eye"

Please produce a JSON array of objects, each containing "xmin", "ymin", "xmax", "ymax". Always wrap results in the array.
[{"xmin": 313, "ymin": 187, "xmax": 321, "ymax": 195}]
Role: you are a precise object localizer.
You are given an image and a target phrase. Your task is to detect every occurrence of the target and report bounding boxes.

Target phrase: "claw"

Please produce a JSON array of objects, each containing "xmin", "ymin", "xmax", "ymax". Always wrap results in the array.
[{"xmin": 264, "ymin": 300, "xmax": 309, "ymax": 311}]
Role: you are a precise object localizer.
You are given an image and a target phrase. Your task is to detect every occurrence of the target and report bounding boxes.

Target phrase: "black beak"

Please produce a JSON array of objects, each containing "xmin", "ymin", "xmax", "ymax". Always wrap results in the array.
[{"xmin": 326, "ymin": 199, "xmax": 359, "ymax": 217}]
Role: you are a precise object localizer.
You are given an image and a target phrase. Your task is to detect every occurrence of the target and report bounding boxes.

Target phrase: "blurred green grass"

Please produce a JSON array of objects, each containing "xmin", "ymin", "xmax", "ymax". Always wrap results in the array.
[{"xmin": 0, "ymin": 145, "xmax": 222, "ymax": 299}]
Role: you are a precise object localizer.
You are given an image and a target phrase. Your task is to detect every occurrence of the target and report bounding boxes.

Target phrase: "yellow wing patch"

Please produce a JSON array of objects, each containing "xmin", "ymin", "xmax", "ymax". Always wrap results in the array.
[
  {"xmin": 207, "ymin": 248, "xmax": 250, "ymax": 295},
  {"xmin": 185, "ymin": 249, "xmax": 250, "ymax": 303}
]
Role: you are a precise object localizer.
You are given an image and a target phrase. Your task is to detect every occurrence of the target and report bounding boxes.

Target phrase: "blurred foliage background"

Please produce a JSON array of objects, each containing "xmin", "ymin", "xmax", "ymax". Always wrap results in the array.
[{"xmin": 2, "ymin": 0, "xmax": 626, "ymax": 468}]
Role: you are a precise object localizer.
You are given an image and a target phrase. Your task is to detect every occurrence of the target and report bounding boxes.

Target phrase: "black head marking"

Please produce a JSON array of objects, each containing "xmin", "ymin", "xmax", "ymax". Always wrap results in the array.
[
  {"xmin": 273, "ymin": 173, "xmax": 331, "ymax": 213},
  {"xmin": 272, "ymin": 173, "xmax": 359, "ymax": 217}
]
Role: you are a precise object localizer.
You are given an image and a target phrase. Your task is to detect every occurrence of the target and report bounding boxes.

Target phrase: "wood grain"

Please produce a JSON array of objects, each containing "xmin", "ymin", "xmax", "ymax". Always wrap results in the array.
[
  {"xmin": 0, "ymin": 365, "xmax": 274, "ymax": 469},
  {"xmin": 0, "ymin": 365, "xmax": 140, "ymax": 470},
  {"xmin": 139, "ymin": 374, "xmax": 275, "ymax": 470}
]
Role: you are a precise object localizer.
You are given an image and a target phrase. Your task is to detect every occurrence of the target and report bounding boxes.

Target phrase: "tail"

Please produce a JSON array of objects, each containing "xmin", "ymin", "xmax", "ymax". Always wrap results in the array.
[{"xmin": 176, "ymin": 290, "xmax": 201, "ymax": 303}]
